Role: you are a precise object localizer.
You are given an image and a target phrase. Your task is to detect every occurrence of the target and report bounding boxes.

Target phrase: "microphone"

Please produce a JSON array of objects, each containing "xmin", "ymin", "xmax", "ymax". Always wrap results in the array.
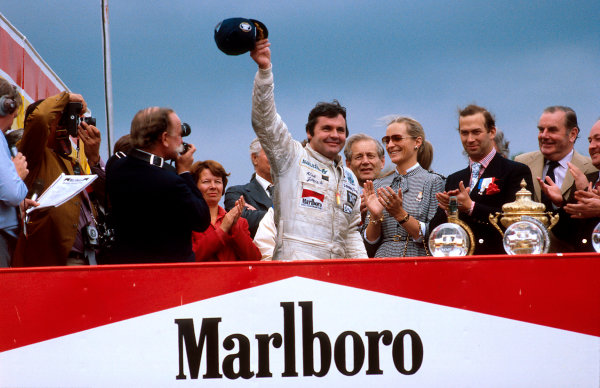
[
  {"xmin": 10, "ymin": 146, "xmax": 18, "ymax": 158},
  {"xmin": 30, "ymin": 179, "xmax": 44, "ymax": 202}
]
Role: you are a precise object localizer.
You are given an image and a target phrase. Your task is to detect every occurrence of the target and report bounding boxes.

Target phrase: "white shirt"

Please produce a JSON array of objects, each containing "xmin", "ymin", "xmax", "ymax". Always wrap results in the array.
[
  {"xmin": 254, "ymin": 173, "xmax": 272, "ymax": 197},
  {"xmin": 253, "ymin": 207, "xmax": 275, "ymax": 260}
]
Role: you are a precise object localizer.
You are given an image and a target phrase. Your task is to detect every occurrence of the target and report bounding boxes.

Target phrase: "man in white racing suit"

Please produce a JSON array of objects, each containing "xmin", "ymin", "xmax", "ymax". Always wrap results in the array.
[{"xmin": 249, "ymin": 39, "xmax": 367, "ymax": 261}]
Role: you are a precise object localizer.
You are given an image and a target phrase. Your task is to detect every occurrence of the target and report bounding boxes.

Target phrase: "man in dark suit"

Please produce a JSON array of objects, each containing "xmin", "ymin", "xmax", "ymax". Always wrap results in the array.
[
  {"xmin": 224, "ymin": 138, "xmax": 273, "ymax": 237},
  {"xmin": 430, "ymin": 105, "xmax": 533, "ymax": 255},
  {"xmin": 546, "ymin": 119, "xmax": 600, "ymax": 251},
  {"xmin": 105, "ymin": 107, "xmax": 210, "ymax": 263}
]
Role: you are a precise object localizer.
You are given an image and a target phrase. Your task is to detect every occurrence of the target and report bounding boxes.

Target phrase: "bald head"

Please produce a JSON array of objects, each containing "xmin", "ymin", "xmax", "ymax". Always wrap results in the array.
[{"xmin": 588, "ymin": 120, "xmax": 600, "ymax": 169}]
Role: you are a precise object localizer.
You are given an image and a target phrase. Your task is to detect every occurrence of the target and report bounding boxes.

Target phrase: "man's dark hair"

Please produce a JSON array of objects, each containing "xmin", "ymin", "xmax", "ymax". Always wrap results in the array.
[
  {"xmin": 543, "ymin": 106, "xmax": 578, "ymax": 131},
  {"xmin": 305, "ymin": 100, "xmax": 348, "ymax": 136},
  {"xmin": 130, "ymin": 107, "xmax": 174, "ymax": 149},
  {"xmin": 113, "ymin": 134, "xmax": 132, "ymax": 155},
  {"xmin": 458, "ymin": 104, "xmax": 495, "ymax": 132}
]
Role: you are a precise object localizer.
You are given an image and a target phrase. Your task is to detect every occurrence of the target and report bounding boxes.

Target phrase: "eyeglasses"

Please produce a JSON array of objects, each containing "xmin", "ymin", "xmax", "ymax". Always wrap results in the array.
[{"xmin": 381, "ymin": 135, "xmax": 417, "ymax": 145}]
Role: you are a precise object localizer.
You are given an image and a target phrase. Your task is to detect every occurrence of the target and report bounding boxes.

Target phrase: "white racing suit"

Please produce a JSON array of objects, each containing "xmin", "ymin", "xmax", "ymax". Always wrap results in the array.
[{"xmin": 251, "ymin": 67, "xmax": 367, "ymax": 260}]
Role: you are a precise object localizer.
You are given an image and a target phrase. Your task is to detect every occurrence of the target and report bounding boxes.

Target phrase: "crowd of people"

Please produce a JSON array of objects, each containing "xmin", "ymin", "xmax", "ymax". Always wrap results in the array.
[{"xmin": 1, "ymin": 39, "xmax": 599, "ymax": 267}]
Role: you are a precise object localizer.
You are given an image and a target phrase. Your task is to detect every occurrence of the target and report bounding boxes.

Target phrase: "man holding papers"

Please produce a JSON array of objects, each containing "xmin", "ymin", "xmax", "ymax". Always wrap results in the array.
[{"xmin": 13, "ymin": 92, "xmax": 105, "ymax": 267}]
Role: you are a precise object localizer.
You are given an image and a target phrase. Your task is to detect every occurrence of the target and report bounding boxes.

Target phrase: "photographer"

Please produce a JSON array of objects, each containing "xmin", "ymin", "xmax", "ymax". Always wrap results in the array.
[
  {"xmin": 12, "ymin": 92, "xmax": 105, "ymax": 266},
  {"xmin": 105, "ymin": 107, "xmax": 210, "ymax": 263}
]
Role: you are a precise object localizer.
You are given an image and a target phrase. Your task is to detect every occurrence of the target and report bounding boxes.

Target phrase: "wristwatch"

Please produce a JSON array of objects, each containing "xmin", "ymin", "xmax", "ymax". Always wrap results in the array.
[{"xmin": 398, "ymin": 213, "xmax": 410, "ymax": 224}]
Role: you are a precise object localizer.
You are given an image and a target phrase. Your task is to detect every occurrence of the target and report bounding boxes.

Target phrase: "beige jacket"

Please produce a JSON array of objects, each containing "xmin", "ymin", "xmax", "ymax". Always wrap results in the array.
[
  {"xmin": 515, "ymin": 150, "xmax": 596, "ymax": 202},
  {"xmin": 515, "ymin": 149, "xmax": 597, "ymax": 252}
]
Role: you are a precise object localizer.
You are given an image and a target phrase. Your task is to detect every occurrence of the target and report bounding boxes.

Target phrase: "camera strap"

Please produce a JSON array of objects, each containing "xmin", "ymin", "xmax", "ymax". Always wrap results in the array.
[
  {"xmin": 84, "ymin": 208, "xmax": 99, "ymax": 266},
  {"xmin": 85, "ymin": 247, "xmax": 97, "ymax": 265},
  {"xmin": 129, "ymin": 148, "xmax": 165, "ymax": 168}
]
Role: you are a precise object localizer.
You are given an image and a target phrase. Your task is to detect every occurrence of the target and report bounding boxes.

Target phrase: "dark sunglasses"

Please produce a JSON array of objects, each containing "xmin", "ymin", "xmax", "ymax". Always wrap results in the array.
[{"xmin": 381, "ymin": 135, "xmax": 417, "ymax": 145}]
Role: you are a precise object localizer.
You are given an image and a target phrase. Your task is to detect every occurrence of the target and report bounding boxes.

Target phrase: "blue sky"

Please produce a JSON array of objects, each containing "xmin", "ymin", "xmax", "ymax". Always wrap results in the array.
[{"xmin": 2, "ymin": 1, "xmax": 599, "ymax": 186}]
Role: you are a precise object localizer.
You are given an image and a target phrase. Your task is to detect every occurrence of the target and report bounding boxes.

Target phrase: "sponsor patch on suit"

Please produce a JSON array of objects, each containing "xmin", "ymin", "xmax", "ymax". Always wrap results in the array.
[
  {"xmin": 346, "ymin": 191, "xmax": 358, "ymax": 207},
  {"xmin": 300, "ymin": 188, "xmax": 325, "ymax": 210}
]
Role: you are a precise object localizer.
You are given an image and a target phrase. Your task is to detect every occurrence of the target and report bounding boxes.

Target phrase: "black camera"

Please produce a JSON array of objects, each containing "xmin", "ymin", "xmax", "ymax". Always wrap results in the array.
[
  {"xmin": 98, "ymin": 224, "xmax": 115, "ymax": 249},
  {"xmin": 59, "ymin": 102, "xmax": 96, "ymax": 137},
  {"xmin": 181, "ymin": 143, "xmax": 190, "ymax": 154},
  {"xmin": 82, "ymin": 116, "xmax": 96, "ymax": 127},
  {"xmin": 180, "ymin": 122, "xmax": 192, "ymax": 154}
]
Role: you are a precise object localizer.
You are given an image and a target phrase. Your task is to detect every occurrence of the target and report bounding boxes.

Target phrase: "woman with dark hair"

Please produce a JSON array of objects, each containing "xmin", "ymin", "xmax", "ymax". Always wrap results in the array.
[
  {"xmin": 363, "ymin": 116, "xmax": 445, "ymax": 257},
  {"xmin": 191, "ymin": 160, "xmax": 261, "ymax": 261}
]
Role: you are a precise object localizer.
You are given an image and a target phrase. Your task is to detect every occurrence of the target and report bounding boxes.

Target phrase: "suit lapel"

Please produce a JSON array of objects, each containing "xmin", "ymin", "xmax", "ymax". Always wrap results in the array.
[
  {"xmin": 469, "ymin": 154, "xmax": 500, "ymax": 199},
  {"xmin": 453, "ymin": 167, "xmax": 470, "ymax": 191},
  {"xmin": 59, "ymin": 153, "xmax": 75, "ymax": 175},
  {"xmin": 530, "ymin": 153, "xmax": 544, "ymax": 201},
  {"xmin": 248, "ymin": 177, "xmax": 272, "ymax": 208}
]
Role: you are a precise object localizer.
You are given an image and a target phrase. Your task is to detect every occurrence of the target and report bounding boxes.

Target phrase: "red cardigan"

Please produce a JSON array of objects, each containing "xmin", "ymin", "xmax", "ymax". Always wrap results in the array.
[{"xmin": 192, "ymin": 206, "xmax": 261, "ymax": 262}]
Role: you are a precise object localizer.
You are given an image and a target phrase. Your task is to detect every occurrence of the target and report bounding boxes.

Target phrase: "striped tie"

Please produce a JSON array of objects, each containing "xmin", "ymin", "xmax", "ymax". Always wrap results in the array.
[{"xmin": 470, "ymin": 162, "xmax": 481, "ymax": 189}]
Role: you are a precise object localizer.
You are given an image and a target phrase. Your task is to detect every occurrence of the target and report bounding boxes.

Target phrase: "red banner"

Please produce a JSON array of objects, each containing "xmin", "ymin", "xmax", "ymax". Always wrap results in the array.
[
  {"xmin": 1, "ymin": 253, "xmax": 598, "ymax": 352},
  {"xmin": 0, "ymin": 254, "xmax": 598, "ymax": 386},
  {"xmin": 0, "ymin": 12, "xmax": 68, "ymax": 129}
]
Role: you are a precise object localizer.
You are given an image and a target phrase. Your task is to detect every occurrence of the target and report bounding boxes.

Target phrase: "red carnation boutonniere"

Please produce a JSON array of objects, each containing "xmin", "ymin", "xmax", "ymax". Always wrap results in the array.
[{"xmin": 485, "ymin": 181, "xmax": 500, "ymax": 195}]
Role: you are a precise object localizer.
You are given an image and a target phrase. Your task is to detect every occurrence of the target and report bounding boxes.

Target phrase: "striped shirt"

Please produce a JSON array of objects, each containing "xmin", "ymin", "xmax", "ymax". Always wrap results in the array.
[
  {"xmin": 363, "ymin": 165, "xmax": 445, "ymax": 257},
  {"xmin": 469, "ymin": 147, "xmax": 496, "ymax": 187}
]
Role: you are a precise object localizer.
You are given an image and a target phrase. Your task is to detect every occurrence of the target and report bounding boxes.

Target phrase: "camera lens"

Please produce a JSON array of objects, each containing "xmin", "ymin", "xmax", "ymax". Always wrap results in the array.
[
  {"xmin": 88, "ymin": 226, "xmax": 98, "ymax": 239},
  {"xmin": 84, "ymin": 117, "xmax": 96, "ymax": 127},
  {"xmin": 181, "ymin": 123, "xmax": 191, "ymax": 137}
]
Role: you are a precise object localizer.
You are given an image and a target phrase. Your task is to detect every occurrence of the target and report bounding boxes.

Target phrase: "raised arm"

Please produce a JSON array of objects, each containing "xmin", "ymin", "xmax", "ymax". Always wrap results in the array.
[{"xmin": 250, "ymin": 39, "xmax": 299, "ymax": 176}]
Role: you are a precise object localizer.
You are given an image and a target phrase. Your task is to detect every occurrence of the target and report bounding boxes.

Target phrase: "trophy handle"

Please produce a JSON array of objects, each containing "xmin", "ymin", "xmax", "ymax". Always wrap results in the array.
[
  {"xmin": 489, "ymin": 212, "xmax": 504, "ymax": 236},
  {"xmin": 546, "ymin": 212, "xmax": 560, "ymax": 231},
  {"xmin": 448, "ymin": 218, "xmax": 476, "ymax": 256}
]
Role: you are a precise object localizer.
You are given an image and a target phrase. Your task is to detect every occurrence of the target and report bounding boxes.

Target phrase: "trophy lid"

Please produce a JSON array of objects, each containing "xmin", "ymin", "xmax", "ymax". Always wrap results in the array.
[{"xmin": 502, "ymin": 179, "xmax": 546, "ymax": 214}]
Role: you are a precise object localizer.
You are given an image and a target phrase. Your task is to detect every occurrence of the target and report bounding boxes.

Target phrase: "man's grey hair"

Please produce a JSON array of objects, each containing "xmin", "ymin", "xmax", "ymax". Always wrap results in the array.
[
  {"xmin": 249, "ymin": 138, "xmax": 262, "ymax": 159},
  {"xmin": 494, "ymin": 129, "xmax": 510, "ymax": 158},
  {"xmin": 129, "ymin": 107, "xmax": 174, "ymax": 149},
  {"xmin": 343, "ymin": 133, "xmax": 385, "ymax": 161}
]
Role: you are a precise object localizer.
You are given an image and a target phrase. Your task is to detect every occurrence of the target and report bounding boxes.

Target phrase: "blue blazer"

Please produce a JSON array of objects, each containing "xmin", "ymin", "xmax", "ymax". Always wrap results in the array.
[{"xmin": 224, "ymin": 174, "xmax": 273, "ymax": 238}]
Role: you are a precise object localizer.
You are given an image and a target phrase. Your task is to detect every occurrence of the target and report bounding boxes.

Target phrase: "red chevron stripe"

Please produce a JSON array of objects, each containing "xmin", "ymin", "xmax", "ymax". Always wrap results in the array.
[
  {"xmin": 0, "ymin": 27, "xmax": 62, "ymax": 100},
  {"xmin": 0, "ymin": 254, "xmax": 598, "ymax": 353},
  {"xmin": 302, "ymin": 188, "xmax": 325, "ymax": 201}
]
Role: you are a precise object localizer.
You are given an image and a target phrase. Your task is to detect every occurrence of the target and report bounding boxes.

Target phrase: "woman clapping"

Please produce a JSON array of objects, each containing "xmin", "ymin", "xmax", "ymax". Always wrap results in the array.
[
  {"xmin": 191, "ymin": 160, "xmax": 261, "ymax": 262},
  {"xmin": 363, "ymin": 117, "xmax": 444, "ymax": 257}
]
